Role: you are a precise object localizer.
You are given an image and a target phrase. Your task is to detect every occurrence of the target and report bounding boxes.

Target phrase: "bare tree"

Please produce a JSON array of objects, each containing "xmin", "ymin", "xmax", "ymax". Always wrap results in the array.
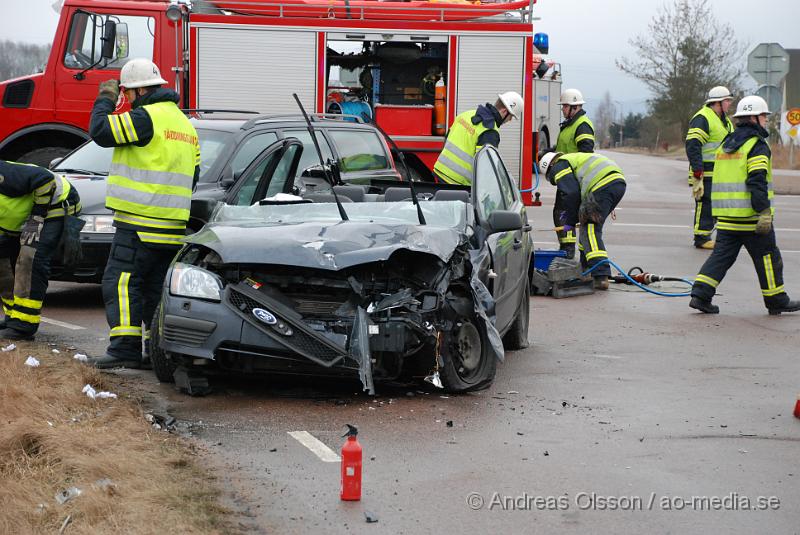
[
  {"xmin": 0, "ymin": 40, "xmax": 51, "ymax": 81},
  {"xmin": 594, "ymin": 92, "xmax": 616, "ymax": 148},
  {"xmin": 615, "ymin": 0, "xmax": 744, "ymax": 133}
]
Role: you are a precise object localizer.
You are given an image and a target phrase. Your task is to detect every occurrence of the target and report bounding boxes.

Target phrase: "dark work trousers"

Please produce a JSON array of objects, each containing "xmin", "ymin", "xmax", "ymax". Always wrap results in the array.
[
  {"xmin": 578, "ymin": 180, "xmax": 626, "ymax": 278},
  {"xmin": 691, "ymin": 227, "xmax": 791, "ymax": 310},
  {"xmin": 1, "ymin": 219, "xmax": 64, "ymax": 334},
  {"xmin": 102, "ymin": 227, "xmax": 179, "ymax": 360},
  {"xmin": 552, "ymin": 197, "xmax": 576, "ymax": 256},
  {"xmin": 693, "ymin": 176, "xmax": 715, "ymax": 245}
]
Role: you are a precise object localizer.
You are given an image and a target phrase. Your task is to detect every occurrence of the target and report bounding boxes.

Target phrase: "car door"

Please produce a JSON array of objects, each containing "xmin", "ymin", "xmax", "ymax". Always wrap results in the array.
[
  {"xmin": 472, "ymin": 146, "xmax": 515, "ymax": 333},
  {"xmin": 225, "ymin": 139, "xmax": 303, "ymax": 206}
]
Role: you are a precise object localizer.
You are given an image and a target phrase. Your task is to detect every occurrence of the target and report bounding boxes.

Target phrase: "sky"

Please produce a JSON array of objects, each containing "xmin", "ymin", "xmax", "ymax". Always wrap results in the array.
[{"xmin": 2, "ymin": 0, "xmax": 798, "ymax": 116}]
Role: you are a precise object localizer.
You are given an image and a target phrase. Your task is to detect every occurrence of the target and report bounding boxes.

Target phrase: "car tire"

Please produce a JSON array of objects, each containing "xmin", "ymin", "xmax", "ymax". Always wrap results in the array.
[
  {"xmin": 439, "ymin": 313, "xmax": 497, "ymax": 393},
  {"xmin": 502, "ymin": 278, "xmax": 530, "ymax": 350},
  {"xmin": 17, "ymin": 146, "xmax": 73, "ymax": 168},
  {"xmin": 150, "ymin": 304, "xmax": 177, "ymax": 383}
]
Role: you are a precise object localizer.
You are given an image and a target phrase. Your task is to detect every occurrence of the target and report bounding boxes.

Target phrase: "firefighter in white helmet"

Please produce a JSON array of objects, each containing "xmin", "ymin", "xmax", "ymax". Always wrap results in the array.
[
  {"xmin": 85, "ymin": 58, "xmax": 201, "ymax": 369},
  {"xmin": 690, "ymin": 95, "xmax": 799, "ymax": 315},
  {"xmin": 433, "ymin": 91, "xmax": 523, "ymax": 185},
  {"xmin": 550, "ymin": 88, "xmax": 595, "ymax": 256},
  {"xmin": 685, "ymin": 85, "xmax": 734, "ymax": 249}
]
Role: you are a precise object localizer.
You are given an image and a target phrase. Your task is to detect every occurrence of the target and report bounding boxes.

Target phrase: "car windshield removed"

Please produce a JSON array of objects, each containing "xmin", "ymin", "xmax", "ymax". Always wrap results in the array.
[{"xmin": 212, "ymin": 201, "xmax": 466, "ymax": 228}]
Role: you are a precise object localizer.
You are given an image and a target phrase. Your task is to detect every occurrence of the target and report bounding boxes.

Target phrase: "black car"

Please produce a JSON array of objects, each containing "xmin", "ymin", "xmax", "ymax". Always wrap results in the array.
[
  {"xmin": 150, "ymin": 144, "xmax": 532, "ymax": 394},
  {"xmin": 49, "ymin": 113, "xmax": 404, "ymax": 283}
]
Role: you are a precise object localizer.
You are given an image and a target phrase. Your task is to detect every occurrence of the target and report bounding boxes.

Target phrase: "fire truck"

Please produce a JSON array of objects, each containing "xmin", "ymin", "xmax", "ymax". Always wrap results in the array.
[{"xmin": 0, "ymin": 0, "xmax": 561, "ymax": 200}]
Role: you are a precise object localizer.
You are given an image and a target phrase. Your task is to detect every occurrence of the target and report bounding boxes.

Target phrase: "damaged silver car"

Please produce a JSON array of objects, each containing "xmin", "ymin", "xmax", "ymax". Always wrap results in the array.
[{"xmin": 150, "ymin": 142, "xmax": 532, "ymax": 393}]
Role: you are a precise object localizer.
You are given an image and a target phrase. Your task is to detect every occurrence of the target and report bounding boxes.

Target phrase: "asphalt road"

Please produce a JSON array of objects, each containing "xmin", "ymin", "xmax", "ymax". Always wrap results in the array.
[{"xmin": 30, "ymin": 151, "xmax": 800, "ymax": 534}]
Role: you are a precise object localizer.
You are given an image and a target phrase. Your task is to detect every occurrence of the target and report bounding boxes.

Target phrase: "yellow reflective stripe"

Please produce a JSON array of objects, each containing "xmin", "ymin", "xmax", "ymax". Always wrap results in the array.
[
  {"xmin": 1, "ymin": 297, "xmax": 12, "ymax": 306},
  {"xmin": 587, "ymin": 223, "xmax": 599, "ymax": 252},
  {"xmin": 195, "ymin": 145, "xmax": 201, "ymax": 167},
  {"xmin": 585, "ymin": 250, "xmax": 607, "ymax": 260},
  {"xmin": 110, "ymin": 326, "xmax": 142, "ymax": 337},
  {"xmin": 575, "ymin": 133, "xmax": 595, "ymax": 142},
  {"xmin": 113, "ymin": 212, "xmax": 185, "ymax": 229},
  {"xmin": 118, "ymin": 272, "xmax": 131, "ymax": 328},
  {"xmin": 119, "ymin": 112, "xmax": 139, "ymax": 143},
  {"xmin": 554, "ymin": 168, "xmax": 571, "ymax": 183},
  {"xmin": 108, "ymin": 115, "xmax": 125, "ymax": 144},
  {"xmin": 559, "ymin": 231, "xmax": 577, "ymax": 244},
  {"xmin": 14, "ymin": 296, "xmax": 43, "ymax": 309},
  {"xmin": 590, "ymin": 173, "xmax": 624, "ymax": 192},
  {"xmin": 716, "ymin": 220, "xmax": 757, "ymax": 231},
  {"xmin": 8, "ymin": 309, "xmax": 40, "ymax": 324},
  {"xmin": 136, "ymin": 232, "xmax": 185, "ymax": 245},
  {"xmin": 695, "ymin": 274, "xmax": 719, "ymax": 288},
  {"xmin": 762, "ymin": 285, "xmax": 785, "ymax": 297},
  {"xmin": 763, "ymin": 254, "xmax": 776, "ymax": 290}
]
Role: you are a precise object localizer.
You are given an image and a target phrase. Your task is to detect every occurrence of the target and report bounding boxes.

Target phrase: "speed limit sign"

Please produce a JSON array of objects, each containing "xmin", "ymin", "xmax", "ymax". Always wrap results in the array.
[{"xmin": 788, "ymin": 108, "xmax": 800, "ymax": 126}]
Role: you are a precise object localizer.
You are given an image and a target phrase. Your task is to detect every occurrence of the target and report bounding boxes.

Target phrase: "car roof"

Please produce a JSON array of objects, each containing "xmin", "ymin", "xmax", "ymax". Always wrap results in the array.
[{"xmin": 189, "ymin": 113, "xmax": 379, "ymax": 134}]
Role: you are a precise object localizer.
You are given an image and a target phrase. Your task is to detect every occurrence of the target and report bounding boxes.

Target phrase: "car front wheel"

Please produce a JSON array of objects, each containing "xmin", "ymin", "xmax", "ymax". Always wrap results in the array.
[
  {"xmin": 439, "ymin": 314, "xmax": 496, "ymax": 392},
  {"xmin": 150, "ymin": 304, "xmax": 177, "ymax": 383}
]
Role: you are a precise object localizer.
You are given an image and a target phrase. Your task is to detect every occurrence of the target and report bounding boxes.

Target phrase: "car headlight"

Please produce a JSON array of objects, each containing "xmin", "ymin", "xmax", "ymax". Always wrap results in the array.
[
  {"xmin": 80, "ymin": 215, "xmax": 115, "ymax": 233},
  {"xmin": 169, "ymin": 262, "xmax": 223, "ymax": 301}
]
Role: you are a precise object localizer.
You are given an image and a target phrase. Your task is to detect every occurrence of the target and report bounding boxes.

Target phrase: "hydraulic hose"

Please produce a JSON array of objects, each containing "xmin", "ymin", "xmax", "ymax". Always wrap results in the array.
[
  {"xmin": 519, "ymin": 160, "xmax": 540, "ymax": 194},
  {"xmin": 581, "ymin": 258, "xmax": 693, "ymax": 297}
]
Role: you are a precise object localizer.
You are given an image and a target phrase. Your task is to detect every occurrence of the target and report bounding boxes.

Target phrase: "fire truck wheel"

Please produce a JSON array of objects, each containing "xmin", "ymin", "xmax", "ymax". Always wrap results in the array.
[{"xmin": 18, "ymin": 146, "xmax": 73, "ymax": 168}]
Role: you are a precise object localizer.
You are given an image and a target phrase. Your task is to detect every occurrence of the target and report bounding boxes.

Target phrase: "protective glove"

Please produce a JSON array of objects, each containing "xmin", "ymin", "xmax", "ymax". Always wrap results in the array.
[
  {"xmin": 755, "ymin": 209, "xmax": 773, "ymax": 235},
  {"xmin": 20, "ymin": 215, "xmax": 44, "ymax": 246},
  {"xmin": 562, "ymin": 224, "xmax": 575, "ymax": 232},
  {"xmin": 691, "ymin": 176, "xmax": 704, "ymax": 200},
  {"xmin": 98, "ymin": 79, "xmax": 120, "ymax": 102}
]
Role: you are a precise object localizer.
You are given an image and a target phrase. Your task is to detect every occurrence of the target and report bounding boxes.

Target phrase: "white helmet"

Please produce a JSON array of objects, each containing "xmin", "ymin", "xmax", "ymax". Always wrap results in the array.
[
  {"xmin": 497, "ymin": 91, "xmax": 523, "ymax": 120},
  {"xmin": 537, "ymin": 151, "xmax": 562, "ymax": 179},
  {"xmin": 558, "ymin": 88, "xmax": 585, "ymax": 106},
  {"xmin": 732, "ymin": 95, "xmax": 771, "ymax": 118},
  {"xmin": 706, "ymin": 86, "xmax": 733, "ymax": 103},
  {"xmin": 120, "ymin": 58, "xmax": 167, "ymax": 89}
]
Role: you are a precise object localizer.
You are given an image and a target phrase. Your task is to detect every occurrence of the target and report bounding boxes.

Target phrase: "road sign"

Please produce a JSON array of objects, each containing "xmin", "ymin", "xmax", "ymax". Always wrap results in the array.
[
  {"xmin": 756, "ymin": 84, "xmax": 783, "ymax": 114},
  {"xmin": 788, "ymin": 108, "xmax": 800, "ymax": 126},
  {"xmin": 748, "ymin": 43, "xmax": 790, "ymax": 86}
]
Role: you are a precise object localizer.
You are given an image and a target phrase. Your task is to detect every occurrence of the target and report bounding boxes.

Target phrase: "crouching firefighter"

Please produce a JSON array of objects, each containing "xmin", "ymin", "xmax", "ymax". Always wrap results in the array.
[
  {"xmin": 537, "ymin": 151, "xmax": 626, "ymax": 290},
  {"xmin": 0, "ymin": 160, "xmax": 81, "ymax": 340},
  {"xmin": 85, "ymin": 58, "xmax": 200, "ymax": 369}
]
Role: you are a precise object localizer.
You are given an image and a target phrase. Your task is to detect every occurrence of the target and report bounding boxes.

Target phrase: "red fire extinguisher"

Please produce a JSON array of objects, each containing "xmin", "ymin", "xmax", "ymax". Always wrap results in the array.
[{"xmin": 340, "ymin": 424, "xmax": 362, "ymax": 501}]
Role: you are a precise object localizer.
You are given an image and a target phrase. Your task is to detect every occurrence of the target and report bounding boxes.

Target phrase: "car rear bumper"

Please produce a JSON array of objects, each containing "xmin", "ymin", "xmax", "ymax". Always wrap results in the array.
[{"xmin": 50, "ymin": 232, "xmax": 114, "ymax": 283}]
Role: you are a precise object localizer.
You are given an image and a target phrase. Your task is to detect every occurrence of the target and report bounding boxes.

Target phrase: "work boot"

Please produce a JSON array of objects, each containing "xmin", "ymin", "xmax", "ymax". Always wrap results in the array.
[
  {"xmin": 689, "ymin": 296, "xmax": 719, "ymax": 314},
  {"xmin": 694, "ymin": 240, "xmax": 715, "ymax": 250},
  {"xmin": 85, "ymin": 354, "xmax": 142, "ymax": 370},
  {"xmin": 767, "ymin": 300, "xmax": 800, "ymax": 316},
  {"xmin": 0, "ymin": 327, "xmax": 35, "ymax": 341},
  {"xmin": 593, "ymin": 276, "xmax": 609, "ymax": 291}
]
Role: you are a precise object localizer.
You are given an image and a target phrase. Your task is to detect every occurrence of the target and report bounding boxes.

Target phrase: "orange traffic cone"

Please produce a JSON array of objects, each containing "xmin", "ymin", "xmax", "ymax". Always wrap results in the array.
[{"xmin": 794, "ymin": 394, "xmax": 800, "ymax": 419}]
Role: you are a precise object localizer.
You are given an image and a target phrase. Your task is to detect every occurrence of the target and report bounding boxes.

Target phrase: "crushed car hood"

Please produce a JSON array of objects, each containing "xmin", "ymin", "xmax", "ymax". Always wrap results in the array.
[{"xmin": 187, "ymin": 221, "xmax": 466, "ymax": 270}]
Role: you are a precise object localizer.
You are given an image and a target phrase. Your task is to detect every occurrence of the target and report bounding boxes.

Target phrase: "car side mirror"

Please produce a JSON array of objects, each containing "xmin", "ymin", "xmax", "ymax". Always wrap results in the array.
[
  {"xmin": 220, "ymin": 165, "xmax": 235, "ymax": 189},
  {"xmin": 188, "ymin": 198, "xmax": 220, "ymax": 231},
  {"xmin": 101, "ymin": 20, "xmax": 117, "ymax": 60},
  {"xmin": 486, "ymin": 210, "xmax": 523, "ymax": 234}
]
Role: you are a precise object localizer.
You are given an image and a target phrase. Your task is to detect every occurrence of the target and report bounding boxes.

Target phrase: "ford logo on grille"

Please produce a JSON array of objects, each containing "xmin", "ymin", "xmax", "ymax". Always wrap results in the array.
[{"xmin": 252, "ymin": 308, "xmax": 277, "ymax": 325}]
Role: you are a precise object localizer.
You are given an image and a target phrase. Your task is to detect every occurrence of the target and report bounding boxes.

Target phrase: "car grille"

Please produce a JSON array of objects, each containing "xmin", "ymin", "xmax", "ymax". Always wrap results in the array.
[
  {"xmin": 162, "ymin": 324, "xmax": 210, "ymax": 348},
  {"xmin": 227, "ymin": 286, "xmax": 346, "ymax": 367},
  {"xmin": 290, "ymin": 296, "xmax": 347, "ymax": 317}
]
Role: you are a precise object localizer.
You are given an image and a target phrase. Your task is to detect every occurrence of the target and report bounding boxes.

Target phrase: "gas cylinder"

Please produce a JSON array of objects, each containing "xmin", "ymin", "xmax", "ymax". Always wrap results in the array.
[
  {"xmin": 340, "ymin": 424, "xmax": 362, "ymax": 501},
  {"xmin": 434, "ymin": 77, "xmax": 447, "ymax": 135}
]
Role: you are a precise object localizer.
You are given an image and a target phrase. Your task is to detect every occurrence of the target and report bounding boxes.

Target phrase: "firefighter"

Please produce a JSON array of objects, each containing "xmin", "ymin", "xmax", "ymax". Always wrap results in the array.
[
  {"xmin": 686, "ymin": 86, "xmax": 734, "ymax": 249},
  {"xmin": 553, "ymin": 88, "xmax": 595, "ymax": 256},
  {"xmin": 433, "ymin": 91, "xmax": 523, "ymax": 185},
  {"xmin": 0, "ymin": 161, "xmax": 81, "ymax": 340},
  {"xmin": 538, "ymin": 151, "xmax": 626, "ymax": 290},
  {"xmin": 690, "ymin": 96, "xmax": 799, "ymax": 315},
  {"xmin": 85, "ymin": 58, "xmax": 200, "ymax": 369}
]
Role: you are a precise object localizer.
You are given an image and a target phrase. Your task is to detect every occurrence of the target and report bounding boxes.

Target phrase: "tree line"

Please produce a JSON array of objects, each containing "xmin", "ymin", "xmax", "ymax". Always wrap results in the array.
[{"xmin": 0, "ymin": 40, "xmax": 51, "ymax": 81}]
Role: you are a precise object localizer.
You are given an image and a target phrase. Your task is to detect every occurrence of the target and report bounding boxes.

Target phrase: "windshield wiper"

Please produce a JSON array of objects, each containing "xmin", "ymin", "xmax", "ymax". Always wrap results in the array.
[{"xmin": 54, "ymin": 168, "xmax": 107, "ymax": 176}]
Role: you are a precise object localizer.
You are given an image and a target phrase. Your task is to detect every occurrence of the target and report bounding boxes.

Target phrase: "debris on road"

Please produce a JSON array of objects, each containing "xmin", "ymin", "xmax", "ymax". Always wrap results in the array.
[
  {"xmin": 92, "ymin": 478, "xmax": 117, "ymax": 496},
  {"xmin": 58, "ymin": 515, "xmax": 72, "ymax": 534},
  {"xmin": 55, "ymin": 487, "xmax": 82, "ymax": 505},
  {"xmin": 73, "ymin": 353, "xmax": 89, "ymax": 362},
  {"xmin": 446, "ymin": 420, "xmax": 453, "ymax": 427},
  {"xmin": 424, "ymin": 371, "xmax": 443, "ymax": 389},
  {"xmin": 364, "ymin": 511, "xmax": 379, "ymax": 523},
  {"xmin": 24, "ymin": 356, "xmax": 40, "ymax": 367},
  {"xmin": 51, "ymin": 349, "xmax": 60, "ymax": 354},
  {"xmin": 145, "ymin": 413, "xmax": 177, "ymax": 431},
  {"xmin": 2, "ymin": 343, "xmax": 16, "ymax": 352},
  {"xmin": 82, "ymin": 384, "xmax": 118, "ymax": 400},
  {"xmin": 543, "ymin": 450, "xmax": 550, "ymax": 456}
]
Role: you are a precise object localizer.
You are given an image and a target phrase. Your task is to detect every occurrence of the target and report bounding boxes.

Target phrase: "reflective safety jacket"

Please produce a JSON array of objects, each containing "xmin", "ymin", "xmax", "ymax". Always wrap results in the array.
[
  {"xmin": 90, "ymin": 88, "xmax": 200, "ymax": 247},
  {"xmin": 685, "ymin": 105, "xmax": 733, "ymax": 182},
  {"xmin": 711, "ymin": 124, "xmax": 772, "ymax": 231},
  {"xmin": 434, "ymin": 105, "xmax": 500, "ymax": 185},
  {"xmin": 0, "ymin": 161, "xmax": 77, "ymax": 234},
  {"xmin": 547, "ymin": 153, "xmax": 624, "ymax": 226},
  {"xmin": 556, "ymin": 110, "xmax": 595, "ymax": 154}
]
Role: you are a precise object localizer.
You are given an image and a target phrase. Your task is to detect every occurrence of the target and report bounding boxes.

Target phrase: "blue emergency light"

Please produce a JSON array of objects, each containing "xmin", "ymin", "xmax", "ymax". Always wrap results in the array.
[{"xmin": 533, "ymin": 33, "xmax": 549, "ymax": 54}]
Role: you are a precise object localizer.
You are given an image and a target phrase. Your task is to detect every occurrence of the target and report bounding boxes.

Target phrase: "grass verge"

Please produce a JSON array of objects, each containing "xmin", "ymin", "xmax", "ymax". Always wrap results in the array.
[{"xmin": 0, "ymin": 341, "xmax": 232, "ymax": 534}]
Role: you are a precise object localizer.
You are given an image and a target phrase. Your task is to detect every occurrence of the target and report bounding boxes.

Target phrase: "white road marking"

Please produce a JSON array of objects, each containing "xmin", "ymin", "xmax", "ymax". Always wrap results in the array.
[
  {"xmin": 611, "ymin": 222, "xmax": 800, "ymax": 232},
  {"xmin": 288, "ymin": 431, "xmax": 341, "ymax": 462},
  {"xmin": 591, "ymin": 354, "xmax": 623, "ymax": 360},
  {"xmin": 41, "ymin": 317, "xmax": 85, "ymax": 330}
]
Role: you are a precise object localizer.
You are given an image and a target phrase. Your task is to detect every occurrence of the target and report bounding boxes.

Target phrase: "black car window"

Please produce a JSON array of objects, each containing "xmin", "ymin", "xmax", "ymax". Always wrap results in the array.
[
  {"xmin": 195, "ymin": 128, "xmax": 233, "ymax": 182},
  {"xmin": 474, "ymin": 149, "xmax": 506, "ymax": 219},
  {"xmin": 326, "ymin": 130, "xmax": 389, "ymax": 172},
  {"xmin": 489, "ymin": 149, "xmax": 517, "ymax": 207},
  {"xmin": 264, "ymin": 144, "xmax": 301, "ymax": 198},
  {"xmin": 230, "ymin": 131, "xmax": 279, "ymax": 180},
  {"xmin": 282, "ymin": 130, "xmax": 333, "ymax": 175},
  {"xmin": 233, "ymin": 149, "xmax": 283, "ymax": 206}
]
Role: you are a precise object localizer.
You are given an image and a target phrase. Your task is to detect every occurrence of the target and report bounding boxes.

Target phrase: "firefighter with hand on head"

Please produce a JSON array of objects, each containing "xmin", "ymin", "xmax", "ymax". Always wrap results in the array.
[
  {"xmin": 0, "ymin": 160, "xmax": 81, "ymax": 340},
  {"xmin": 552, "ymin": 88, "xmax": 595, "ymax": 256},
  {"xmin": 690, "ymin": 96, "xmax": 800, "ymax": 315},
  {"xmin": 85, "ymin": 58, "xmax": 201, "ymax": 369},
  {"xmin": 538, "ymin": 150, "xmax": 626, "ymax": 291},
  {"xmin": 433, "ymin": 91, "xmax": 523, "ymax": 185},
  {"xmin": 686, "ymin": 86, "xmax": 734, "ymax": 249}
]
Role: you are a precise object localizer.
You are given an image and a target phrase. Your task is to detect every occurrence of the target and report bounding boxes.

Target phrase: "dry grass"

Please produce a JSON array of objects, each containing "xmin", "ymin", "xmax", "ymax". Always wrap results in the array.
[
  {"xmin": 0, "ymin": 342, "xmax": 232, "ymax": 535},
  {"xmin": 771, "ymin": 144, "xmax": 800, "ymax": 170}
]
